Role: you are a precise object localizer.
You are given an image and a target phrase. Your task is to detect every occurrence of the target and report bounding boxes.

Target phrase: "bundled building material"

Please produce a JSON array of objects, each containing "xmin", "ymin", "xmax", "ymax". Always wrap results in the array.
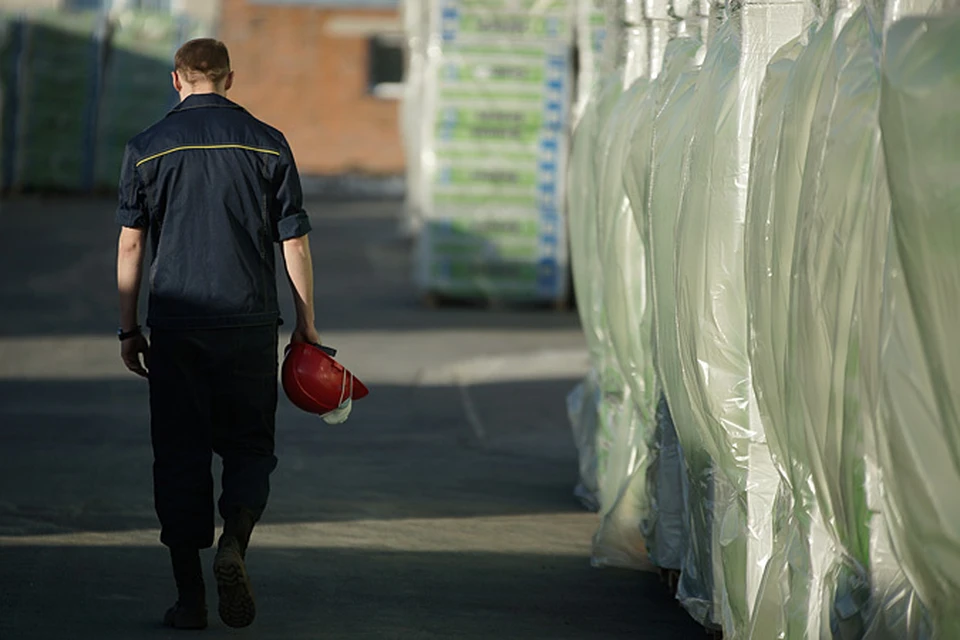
[
  {"xmin": 400, "ymin": 0, "xmax": 430, "ymax": 235},
  {"xmin": 0, "ymin": 11, "xmax": 100, "ymax": 191},
  {"xmin": 672, "ymin": 0, "xmax": 806, "ymax": 633},
  {"xmin": 872, "ymin": 10, "xmax": 960, "ymax": 639},
  {"xmin": 566, "ymin": 70, "xmax": 622, "ymax": 512},
  {"xmin": 621, "ymin": 31, "xmax": 702, "ymax": 576},
  {"xmin": 591, "ymin": 69, "xmax": 652, "ymax": 569},
  {"xmin": 744, "ymin": 4, "xmax": 854, "ymax": 636},
  {"xmin": 573, "ymin": 0, "xmax": 608, "ymax": 124},
  {"xmin": 0, "ymin": 7, "xmax": 209, "ymax": 193},
  {"xmin": 414, "ymin": 0, "xmax": 574, "ymax": 304},
  {"xmin": 644, "ymin": 35, "xmax": 717, "ymax": 630},
  {"xmin": 783, "ymin": 5, "xmax": 897, "ymax": 637}
]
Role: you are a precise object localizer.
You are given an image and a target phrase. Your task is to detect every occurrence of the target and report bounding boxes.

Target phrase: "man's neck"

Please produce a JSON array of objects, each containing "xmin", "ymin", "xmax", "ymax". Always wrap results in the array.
[{"xmin": 179, "ymin": 86, "xmax": 226, "ymax": 102}]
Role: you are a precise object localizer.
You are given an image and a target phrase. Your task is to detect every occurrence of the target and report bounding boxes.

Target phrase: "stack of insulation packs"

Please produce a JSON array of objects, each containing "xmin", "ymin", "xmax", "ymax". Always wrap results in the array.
[
  {"xmin": 412, "ymin": 0, "xmax": 574, "ymax": 305},
  {"xmin": 0, "ymin": 7, "xmax": 208, "ymax": 192}
]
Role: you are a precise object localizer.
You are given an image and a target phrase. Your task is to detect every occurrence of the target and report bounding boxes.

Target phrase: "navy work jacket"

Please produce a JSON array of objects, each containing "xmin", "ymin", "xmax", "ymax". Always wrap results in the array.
[{"xmin": 116, "ymin": 93, "xmax": 311, "ymax": 330}]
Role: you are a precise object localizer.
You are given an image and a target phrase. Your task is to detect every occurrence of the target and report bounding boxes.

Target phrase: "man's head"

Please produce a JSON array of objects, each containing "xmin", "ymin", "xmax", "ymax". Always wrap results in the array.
[{"xmin": 172, "ymin": 38, "xmax": 233, "ymax": 98}]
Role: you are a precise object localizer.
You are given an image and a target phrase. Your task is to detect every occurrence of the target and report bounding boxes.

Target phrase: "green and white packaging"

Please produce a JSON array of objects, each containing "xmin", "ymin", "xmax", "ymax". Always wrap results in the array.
[{"xmin": 414, "ymin": 0, "xmax": 575, "ymax": 302}]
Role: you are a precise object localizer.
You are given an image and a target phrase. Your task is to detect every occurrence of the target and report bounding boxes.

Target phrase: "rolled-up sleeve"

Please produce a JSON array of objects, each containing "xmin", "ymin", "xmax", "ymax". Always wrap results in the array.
[
  {"xmin": 272, "ymin": 137, "xmax": 312, "ymax": 242},
  {"xmin": 115, "ymin": 143, "xmax": 149, "ymax": 228}
]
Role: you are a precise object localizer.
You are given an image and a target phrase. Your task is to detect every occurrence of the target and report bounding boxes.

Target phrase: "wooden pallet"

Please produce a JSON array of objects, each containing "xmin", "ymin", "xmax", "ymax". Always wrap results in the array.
[{"xmin": 421, "ymin": 291, "xmax": 571, "ymax": 312}]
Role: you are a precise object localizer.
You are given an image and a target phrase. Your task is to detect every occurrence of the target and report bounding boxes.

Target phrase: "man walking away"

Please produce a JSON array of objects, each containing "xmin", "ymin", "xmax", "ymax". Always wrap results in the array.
[{"xmin": 115, "ymin": 38, "xmax": 321, "ymax": 630}]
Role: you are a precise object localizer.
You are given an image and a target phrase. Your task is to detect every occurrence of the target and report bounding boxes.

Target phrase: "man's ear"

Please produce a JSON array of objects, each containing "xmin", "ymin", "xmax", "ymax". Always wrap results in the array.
[
  {"xmin": 224, "ymin": 70, "xmax": 235, "ymax": 92},
  {"xmin": 171, "ymin": 70, "xmax": 183, "ymax": 93}
]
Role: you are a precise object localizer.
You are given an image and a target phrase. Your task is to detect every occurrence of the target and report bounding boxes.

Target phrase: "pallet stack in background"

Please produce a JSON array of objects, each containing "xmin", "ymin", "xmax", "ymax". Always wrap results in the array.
[
  {"xmin": 0, "ymin": 7, "xmax": 208, "ymax": 193},
  {"xmin": 411, "ymin": 0, "xmax": 574, "ymax": 306}
]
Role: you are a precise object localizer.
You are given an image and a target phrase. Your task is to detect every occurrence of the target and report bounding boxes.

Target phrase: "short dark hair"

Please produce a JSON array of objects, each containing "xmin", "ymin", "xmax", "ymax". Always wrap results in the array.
[{"xmin": 174, "ymin": 38, "xmax": 231, "ymax": 85}]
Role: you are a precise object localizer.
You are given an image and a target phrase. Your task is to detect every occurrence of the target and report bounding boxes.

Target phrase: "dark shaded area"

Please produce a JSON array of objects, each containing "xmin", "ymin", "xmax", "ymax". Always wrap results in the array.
[
  {"xmin": 0, "ymin": 376, "xmax": 583, "ymax": 535},
  {"xmin": 368, "ymin": 33, "xmax": 405, "ymax": 91},
  {"xmin": 0, "ymin": 546, "xmax": 704, "ymax": 640}
]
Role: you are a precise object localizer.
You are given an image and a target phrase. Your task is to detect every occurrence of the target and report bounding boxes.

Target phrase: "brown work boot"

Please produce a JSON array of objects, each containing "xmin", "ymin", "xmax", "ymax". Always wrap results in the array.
[
  {"xmin": 164, "ymin": 547, "xmax": 207, "ymax": 630},
  {"xmin": 213, "ymin": 509, "xmax": 257, "ymax": 628},
  {"xmin": 213, "ymin": 536, "xmax": 256, "ymax": 628}
]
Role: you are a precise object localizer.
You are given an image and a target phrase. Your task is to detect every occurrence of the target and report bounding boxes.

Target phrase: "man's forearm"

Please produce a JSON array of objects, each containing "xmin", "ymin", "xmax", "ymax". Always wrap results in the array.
[
  {"xmin": 282, "ymin": 235, "xmax": 315, "ymax": 329},
  {"xmin": 117, "ymin": 227, "xmax": 146, "ymax": 330}
]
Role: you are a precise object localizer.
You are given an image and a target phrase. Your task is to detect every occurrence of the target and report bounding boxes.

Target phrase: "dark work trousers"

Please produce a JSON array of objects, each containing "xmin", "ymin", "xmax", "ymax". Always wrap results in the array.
[{"xmin": 148, "ymin": 325, "xmax": 279, "ymax": 549}]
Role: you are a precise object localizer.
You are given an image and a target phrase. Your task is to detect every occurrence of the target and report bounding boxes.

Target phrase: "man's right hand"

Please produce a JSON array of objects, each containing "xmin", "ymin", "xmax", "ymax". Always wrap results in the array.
[
  {"xmin": 290, "ymin": 325, "xmax": 321, "ymax": 346},
  {"xmin": 121, "ymin": 334, "xmax": 150, "ymax": 378}
]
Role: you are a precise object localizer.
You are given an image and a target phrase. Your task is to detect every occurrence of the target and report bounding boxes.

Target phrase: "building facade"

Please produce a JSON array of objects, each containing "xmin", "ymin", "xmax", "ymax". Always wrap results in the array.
[{"xmin": 219, "ymin": 0, "xmax": 405, "ymax": 177}]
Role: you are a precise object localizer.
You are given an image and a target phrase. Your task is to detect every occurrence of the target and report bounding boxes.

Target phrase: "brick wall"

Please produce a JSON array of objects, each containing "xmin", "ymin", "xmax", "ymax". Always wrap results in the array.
[{"xmin": 218, "ymin": 0, "xmax": 404, "ymax": 176}]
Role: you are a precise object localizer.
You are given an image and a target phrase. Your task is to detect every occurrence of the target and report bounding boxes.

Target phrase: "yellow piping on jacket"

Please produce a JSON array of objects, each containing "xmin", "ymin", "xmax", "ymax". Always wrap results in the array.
[{"xmin": 136, "ymin": 144, "xmax": 281, "ymax": 167}]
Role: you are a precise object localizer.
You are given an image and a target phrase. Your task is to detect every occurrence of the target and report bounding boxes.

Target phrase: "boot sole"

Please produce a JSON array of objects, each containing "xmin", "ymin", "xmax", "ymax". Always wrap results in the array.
[{"xmin": 213, "ymin": 548, "xmax": 256, "ymax": 628}]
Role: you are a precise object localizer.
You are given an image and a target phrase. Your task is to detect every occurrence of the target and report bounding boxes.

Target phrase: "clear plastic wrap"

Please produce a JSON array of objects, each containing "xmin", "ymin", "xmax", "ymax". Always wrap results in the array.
[
  {"xmin": 785, "ymin": 7, "xmax": 895, "ymax": 638},
  {"xmin": 745, "ymin": 8, "xmax": 850, "ymax": 638},
  {"xmin": 569, "ymin": 74, "xmax": 623, "ymax": 370},
  {"xmin": 574, "ymin": 0, "xmax": 609, "ymax": 124},
  {"xmin": 568, "ymin": 369, "xmax": 603, "ymax": 511},
  {"xmin": 645, "ymin": 61, "xmax": 719, "ymax": 627},
  {"xmin": 855, "ymin": 122, "xmax": 927, "ymax": 640},
  {"xmin": 646, "ymin": 392, "xmax": 688, "ymax": 570},
  {"xmin": 589, "ymin": 30, "xmax": 651, "ymax": 567},
  {"xmin": 593, "ymin": 8, "xmax": 686, "ymax": 571},
  {"xmin": 567, "ymin": 74, "xmax": 623, "ymax": 511},
  {"xmin": 672, "ymin": 1, "xmax": 806, "ymax": 634},
  {"xmin": 742, "ymin": 28, "xmax": 806, "ymax": 640},
  {"xmin": 619, "ymin": 35, "xmax": 703, "ymax": 572},
  {"xmin": 875, "ymin": 14, "xmax": 960, "ymax": 639},
  {"xmin": 400, "ymin": 0, "xmax": 429, "ymax": 235}
]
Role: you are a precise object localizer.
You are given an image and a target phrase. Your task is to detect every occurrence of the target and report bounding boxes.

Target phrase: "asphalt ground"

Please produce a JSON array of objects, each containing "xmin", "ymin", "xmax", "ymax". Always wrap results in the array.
[{"xmin": 0, "ymin": 196, "xmax": 705, "ymax": 639}]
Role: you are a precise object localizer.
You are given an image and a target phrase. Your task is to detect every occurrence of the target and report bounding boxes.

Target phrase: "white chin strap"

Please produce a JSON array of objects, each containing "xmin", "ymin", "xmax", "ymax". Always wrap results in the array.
[{"xmin": 320, "ymin": 373, "xmax": 354, "ymax": 425}]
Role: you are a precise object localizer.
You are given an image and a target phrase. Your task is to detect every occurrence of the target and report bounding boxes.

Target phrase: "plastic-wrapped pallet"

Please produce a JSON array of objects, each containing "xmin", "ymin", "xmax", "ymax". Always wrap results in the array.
[
  {"xmin": 588, "ymin": 9, "xmax": 655, "ymax": 568},
  {"xmin": 0, "ymin": 10, "xmax": 100, "ymax": 191},
  {"xmin": 742, "ymin": 26, "xmax": 806, "ymax": 639},
  {"xmin": 566, "ymin": 0, "xmax": 637, "ymax": 516},
  {"xmin": 574, "ymin": 0, "xmax": 608, "ymax": 125},
  {"xmin": 400, "ymin": 0, "xmax": 430, "ymax": 236},
  {"xmin": 873, "ymin": 11, "xmax": 960, "ymax": 639},
  {"xmin": 416, "ymin": 0, "xmax": 573, "ymax": 303},
  {"xmin": 744, "ymin": 3, "xmax": 854, "ymax": 636},
  {"xmin": 644, "ymin": 37, "xmax": 718, "ymax": 627},
  {"xmin": 594, "ymin": 0, "xmax": 695, "ymax": 571},
  {"xmin": 857, "ymin": 112, "xmax": 930, "ymax": 640},
  {"xmin": 858, "ymin": 53, "xmax": 927, "ymax": 637},
  {"xmin": 567, "ymin": 71, "xmax": 624, "ymax": 511},
  {"xmin": 592, "ymin": 76, "xmax": 652, "ymax": 568},
  {"xmin": 785, "ymin": 4, "xmax": 915, "ymax": 637},
  {"xmin": 621, "ymin": 31, "xmax": 702, "ymax": 573},
  {"xmin": 672, "ymin": 0, "xmax": 806, "ymax": 634}
]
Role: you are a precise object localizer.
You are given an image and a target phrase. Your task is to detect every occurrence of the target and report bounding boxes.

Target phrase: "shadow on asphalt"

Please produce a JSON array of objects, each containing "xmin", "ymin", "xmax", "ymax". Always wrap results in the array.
[
  {"xmin": 0, "ymin": 376, "xmax": 586, "ymax": 534},
  {"xmin": 0, "ymin": 545, "xmax": 704, "ymax": 639}
]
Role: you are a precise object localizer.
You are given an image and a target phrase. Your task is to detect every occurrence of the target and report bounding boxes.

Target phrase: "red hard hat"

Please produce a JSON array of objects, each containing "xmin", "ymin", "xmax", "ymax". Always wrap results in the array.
[{"xmin": 281, "ymin": 343, "xmax": 369, "ymax": 415}]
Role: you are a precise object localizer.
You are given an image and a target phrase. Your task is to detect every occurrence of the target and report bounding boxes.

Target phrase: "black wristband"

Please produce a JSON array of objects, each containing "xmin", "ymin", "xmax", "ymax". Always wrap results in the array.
[{"xmin": 118, "ymin": 326, "xmax": 141, "ymax": 341}]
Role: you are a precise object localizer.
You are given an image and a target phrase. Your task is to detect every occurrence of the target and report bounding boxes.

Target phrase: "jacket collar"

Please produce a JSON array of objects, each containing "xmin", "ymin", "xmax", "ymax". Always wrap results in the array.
[{"xmin": 167, "ymin": 93, "xmax": 244, "ymax": 115}]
